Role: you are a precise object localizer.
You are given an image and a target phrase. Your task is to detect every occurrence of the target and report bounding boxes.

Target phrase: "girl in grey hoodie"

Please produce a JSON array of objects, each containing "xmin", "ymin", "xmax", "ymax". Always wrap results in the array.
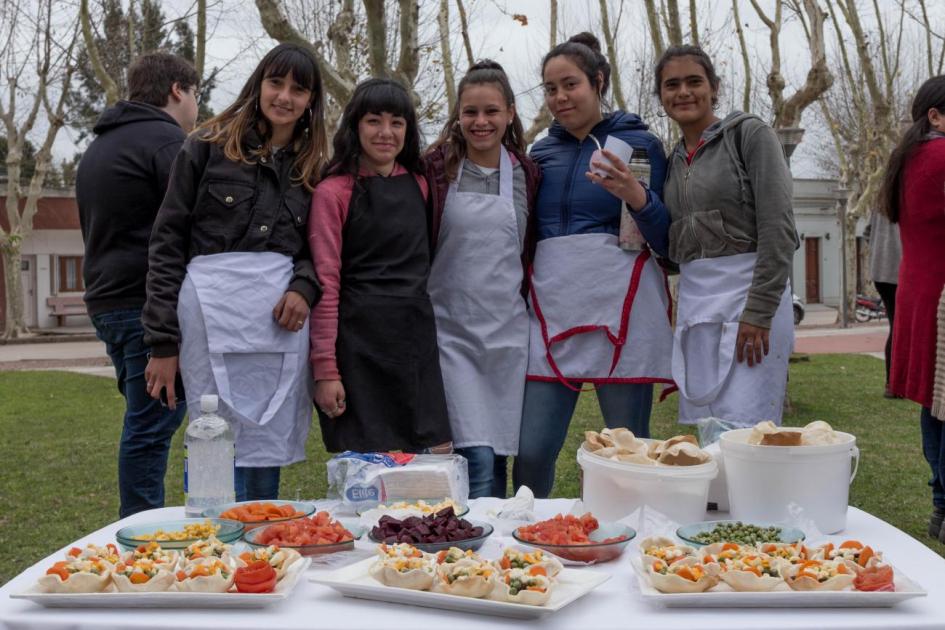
[{"xmin": 655, "ymin": 46, "xmax": 797, "ymax": 426}]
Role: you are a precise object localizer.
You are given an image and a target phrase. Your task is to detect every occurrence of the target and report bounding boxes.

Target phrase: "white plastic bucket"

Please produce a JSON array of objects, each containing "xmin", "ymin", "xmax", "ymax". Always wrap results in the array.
[
  {"xmin": 576, "ymin": 444, "xmax": 718, "ymax": 523},
  {"xmin": 719, "ymin": 428, "xmax": 859, "ymax": 534}
]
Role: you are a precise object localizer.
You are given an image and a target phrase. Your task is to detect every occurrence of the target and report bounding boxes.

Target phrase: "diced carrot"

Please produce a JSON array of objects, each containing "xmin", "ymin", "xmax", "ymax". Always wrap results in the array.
[
  {"xmin": 840, "ymin": 540, "xmax": 863, "ymax": 550},
  {"xmin": 528, "ymin": 566, "xmax": 547, "ymax": 577},
  {"xmin": 858, "ymin": 546, "xmax": 874, "ymax": 567},
  {"xmin": 129, "ymin": 572, "xmax": 150, "ymax": 584}
]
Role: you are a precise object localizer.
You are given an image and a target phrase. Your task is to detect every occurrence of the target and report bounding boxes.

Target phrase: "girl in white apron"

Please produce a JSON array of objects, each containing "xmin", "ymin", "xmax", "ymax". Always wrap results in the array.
[
  {"xmin": 654, "ymin": 46, "xmax": 797, "ymax": 426},
  {"xmin": 423, "ymin": 61, "xmax": 541, "ymax": 498},
  {"xmin": 143, "ymin": 44, "xmax": 328, "ymax": 500},
  {"xmin": 513, "ymin": 33, "xmax": 675, "ymax": 498}
]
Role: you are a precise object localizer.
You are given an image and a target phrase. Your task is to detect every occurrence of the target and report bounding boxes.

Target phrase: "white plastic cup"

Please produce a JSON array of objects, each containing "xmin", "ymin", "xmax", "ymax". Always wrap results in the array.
[{"xmin": 590, "ymin": 135, "xmax": 634, "ymax": 177}]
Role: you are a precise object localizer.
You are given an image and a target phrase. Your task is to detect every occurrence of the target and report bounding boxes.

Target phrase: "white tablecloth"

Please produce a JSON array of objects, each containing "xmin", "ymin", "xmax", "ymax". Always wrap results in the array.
[{"xmin": 2, "ymin": 499, "xmax": 943, "ymax": 629}]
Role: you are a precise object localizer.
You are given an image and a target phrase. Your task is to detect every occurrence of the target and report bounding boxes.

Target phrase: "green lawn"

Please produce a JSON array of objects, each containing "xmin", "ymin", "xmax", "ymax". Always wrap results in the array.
[{"xmin": 1, "ymin": 354, "xmax": 943, "ymax": 585}]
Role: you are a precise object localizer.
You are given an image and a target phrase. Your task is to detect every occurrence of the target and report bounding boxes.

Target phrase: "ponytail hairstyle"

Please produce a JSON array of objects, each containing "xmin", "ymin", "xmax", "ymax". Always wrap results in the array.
[
  {"xmin": 879, "ymin": 75, "xmax": 945, "ymax": 223},
  {"xmin": 428, "ymin": 59, "xmax": 526, "ymax": 182},
  {"xmin": 541, "ymin": 32, "xmax": 611, "ymax": 108},
  {"xmin": 322, "ymin": 78, "xmax": 423, "ymax": 179},
  {"xmin": 197, "ymin": 43, "xmax": 327, "ymax": 192},
  {"xmin": 653, "ymin": 45, "xmax": 722, "ymax": 107}
]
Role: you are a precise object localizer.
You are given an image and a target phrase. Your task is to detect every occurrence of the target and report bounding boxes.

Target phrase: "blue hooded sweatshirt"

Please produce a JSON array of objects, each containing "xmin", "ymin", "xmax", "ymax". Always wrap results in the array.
[{"xmin": 529, "ymin": 111, "xmax": 670, "ymax": 257}]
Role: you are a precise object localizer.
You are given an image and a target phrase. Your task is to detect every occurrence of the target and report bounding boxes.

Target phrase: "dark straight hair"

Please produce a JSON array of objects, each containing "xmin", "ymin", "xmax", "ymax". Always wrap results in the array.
[
  {"xmin": 879, "ymin": 75, "xmax": 945, "ymax": 223},
  {"xmin": 322, "ymin": 78, "xmax": 423, "ymax": 178},
  {"xmin": 427, "ymin": 59, "xmax": 526, "ymax": 182},
  {"xmin": 541, "ymin": 32, "xmax": 611, "ymax": 101},
  {"xmin": 653, "ymin": 45, "xmax": 722, "ymax": 106}
]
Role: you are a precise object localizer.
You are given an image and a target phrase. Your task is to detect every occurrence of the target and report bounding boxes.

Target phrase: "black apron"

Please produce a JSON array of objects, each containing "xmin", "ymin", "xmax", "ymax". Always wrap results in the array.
[{"xmin": 319, "ymin": 173, "xmax": 451, "ymax": 452}]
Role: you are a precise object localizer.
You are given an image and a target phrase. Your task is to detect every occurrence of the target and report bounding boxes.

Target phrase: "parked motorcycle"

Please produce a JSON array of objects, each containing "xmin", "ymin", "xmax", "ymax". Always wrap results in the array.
[{"xmin": 855, "ymin": 294, "xmax": 887, "ymax": 322}]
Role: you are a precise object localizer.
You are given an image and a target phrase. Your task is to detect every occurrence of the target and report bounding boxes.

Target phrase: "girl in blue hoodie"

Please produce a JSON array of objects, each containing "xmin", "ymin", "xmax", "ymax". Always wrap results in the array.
[{"xmin": 512, "ymin": 32, "xmax": 674, "ymax": 497}]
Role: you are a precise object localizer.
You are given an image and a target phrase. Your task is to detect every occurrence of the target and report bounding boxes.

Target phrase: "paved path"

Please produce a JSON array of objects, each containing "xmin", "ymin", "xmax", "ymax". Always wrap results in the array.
[{"xmin": 794, "ymin": 323, "xmax": 888, "ymax": 355}]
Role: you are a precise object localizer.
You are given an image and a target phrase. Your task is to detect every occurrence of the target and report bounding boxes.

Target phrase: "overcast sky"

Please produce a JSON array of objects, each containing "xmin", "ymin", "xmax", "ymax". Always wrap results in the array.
[{"xmin": 48, "ymin": 0, "xmax": 934, "ymax": 178}]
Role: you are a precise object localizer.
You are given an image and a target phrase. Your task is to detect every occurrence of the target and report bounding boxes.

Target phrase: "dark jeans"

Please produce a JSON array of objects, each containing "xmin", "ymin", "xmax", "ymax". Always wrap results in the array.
[
  {"xmin": 920, "ymin": 407, "xmax": 945, "ymax": 510},
  {"xmin": 92, "ymin": 308, "xmax": 186, "ymax": 518},
  {"xmin": 874, "ymin": 281, "xmax": 897, "ymax": 385},
  {"xmin": 455, "ymin": 446, "xmax": 508, "ymax": 499},
  {"xmin": 235, "ymin": 466, "xmax": 282, "ymax": 501},
  {"xmin": 512, "ymin": 380, "xmax": 653, "ymax": 497}
]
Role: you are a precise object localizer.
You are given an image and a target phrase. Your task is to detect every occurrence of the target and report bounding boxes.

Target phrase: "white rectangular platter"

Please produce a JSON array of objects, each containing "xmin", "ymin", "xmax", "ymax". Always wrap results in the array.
[
  {"xmin": 9, "ymin": 557, "xmax": 311, "ymax": 609},
  {"xmin": 630, "ymin": 557, "xmax": 926, "ymax": 608},
  {"xmin": 310, "ymin": 557, "xmax": 610, "ymax": 620}
]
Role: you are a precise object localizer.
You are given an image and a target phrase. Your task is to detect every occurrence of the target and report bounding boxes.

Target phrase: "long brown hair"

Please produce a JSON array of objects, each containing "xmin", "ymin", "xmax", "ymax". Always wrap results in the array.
[
  {"xmin": 427, "ymin": 60, "xmax": 526, "ymax": 182},
  {"xmin": 198, "ymin": 43, "xmax": 328, "ymax": 191},
  {"xmin": 879, "ymin": 75, "xmax": 945, "ymax": 222}
]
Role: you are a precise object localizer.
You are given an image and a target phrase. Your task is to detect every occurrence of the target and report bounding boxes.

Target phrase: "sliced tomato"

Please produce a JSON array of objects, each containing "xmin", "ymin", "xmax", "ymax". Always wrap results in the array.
[
  {"xmin": 853, "ymin": 564, "xmax": 895, "ymax": 592},
  {"xmin": 46, "ymin": 562, "xmax": 70, "ymax": 581},
  {"xmin": 234, "ymin": 560, "xmax": 278, "ymax": 593}
]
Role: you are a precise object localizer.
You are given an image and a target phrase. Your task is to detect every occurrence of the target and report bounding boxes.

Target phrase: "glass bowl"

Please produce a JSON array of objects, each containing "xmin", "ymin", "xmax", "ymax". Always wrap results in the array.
[
  {"xmin": 115, "ymin": 518, "xmax": 244, "ymax": 551},
  {"xmin": 368, "ymin": 521, "xmax": 494, "ymax": 554},
  {"xmin": 511, "ymin": 521, "xmax": 636, "ymax": 564},
  {"xmin": 242, "ymin": 517, "xmax": 365, "ymax": 557},
  {"xmin": 202, "ymin": 500, "xmax": 316, "ymax": 531},
  {"xmin": 676, "ymin": 519, "xmax": 806, "ymax": 548}
]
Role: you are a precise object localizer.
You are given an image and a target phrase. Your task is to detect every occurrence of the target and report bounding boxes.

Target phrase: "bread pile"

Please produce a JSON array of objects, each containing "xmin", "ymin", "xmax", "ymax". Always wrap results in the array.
[{"xmin": 583, "ymin": 428, "xmax": 712, "ymax": 466}]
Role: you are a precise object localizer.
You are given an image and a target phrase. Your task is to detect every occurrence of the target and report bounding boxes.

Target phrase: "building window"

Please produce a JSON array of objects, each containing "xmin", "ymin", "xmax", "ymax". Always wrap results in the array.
[{"xmin": 58, "ymin": 256, "xmax": 84, "ymax": 293}]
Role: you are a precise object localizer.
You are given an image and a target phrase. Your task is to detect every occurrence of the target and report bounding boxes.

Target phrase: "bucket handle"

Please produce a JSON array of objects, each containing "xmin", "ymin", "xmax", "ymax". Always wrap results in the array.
[{"xmin": 849, "ymin": 445, "xmax": 860, "ymax": 484}]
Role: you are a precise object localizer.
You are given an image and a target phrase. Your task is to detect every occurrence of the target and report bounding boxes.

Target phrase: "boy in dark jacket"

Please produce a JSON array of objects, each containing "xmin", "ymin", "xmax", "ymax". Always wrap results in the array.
[{"xmin": 76, "ymin": 52, "xmax": 199, "ymax": 518}]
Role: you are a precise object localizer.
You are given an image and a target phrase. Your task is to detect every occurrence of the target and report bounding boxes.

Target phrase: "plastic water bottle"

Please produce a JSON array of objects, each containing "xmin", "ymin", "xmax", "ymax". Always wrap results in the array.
[
  {"xmin": 619, "ymin": 148, "xmax": 651, "ymax": 251},
  {"xmin": 184, "ymin": 395, "xmax": 235, "ymax": 516}
]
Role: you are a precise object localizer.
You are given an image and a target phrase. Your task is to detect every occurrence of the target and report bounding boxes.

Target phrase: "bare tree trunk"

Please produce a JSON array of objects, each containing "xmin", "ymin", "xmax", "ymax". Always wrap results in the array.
[
  {"xmin": 363, "ymin": 0, "xmax": 388, "ymax": 78},
  {"xmin": 665, "ymin": 0, "xmax": 683, "ymax": 46},
  {"xmin": 524, "ymin": 0, "xmax": 557, "ymax": 145},
  {"xmin": 733, "ymin": 0, "xmax": 752, "ymax": 112},
  {"xmin": 599, "ymin": 0, "xmax": 626, "ymax": 110},
  {"xmin": 1, "ymin": 1, "xmax": 78, "ymax": 337},
  {"xmin": 777, "ymin": 0, "xmax": 832, "ymax": 128},
  {"xmin": 437, "ymin": 0, "xmax": 456, "ymax": 111},
  {"xmin": 80, "ymin": 0, "xmax": 120, "ymax": 106},
  {"xmin": 195, "ymin": 0, "xmax": 206, "ymax": 79},
  {"xmin": 643, "ymin": 0, "xmax": 665, "ymax": 58},
  {"xmin": 689, "ymin": 0, "xmax": 700, "ymax": 45},
  {"xmin": 395, "ymin": 0, "xmax": 421, "ymax": 89},
  {"xmin": 455, "ymin": 0, "xmax": 474, "ymax": 67}
]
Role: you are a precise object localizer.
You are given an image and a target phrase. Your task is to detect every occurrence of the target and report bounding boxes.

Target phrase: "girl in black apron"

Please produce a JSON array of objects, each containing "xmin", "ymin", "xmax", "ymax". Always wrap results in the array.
[{"xmin": 308, "ymin": 79, "xmax": 451, "ymax": 453}]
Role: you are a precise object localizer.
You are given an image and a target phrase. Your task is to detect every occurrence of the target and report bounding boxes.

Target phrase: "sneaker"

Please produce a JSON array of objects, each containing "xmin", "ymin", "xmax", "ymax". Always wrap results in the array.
[{"xmin": 931, "ymin": 507, "xmax": 945, "ymax": 538}]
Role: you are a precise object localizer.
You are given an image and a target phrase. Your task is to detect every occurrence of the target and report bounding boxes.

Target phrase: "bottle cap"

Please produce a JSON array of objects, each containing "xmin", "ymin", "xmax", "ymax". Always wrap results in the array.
[{"xmin": 200, "ymin": 394, "xmax": 219, "ymax": 413}]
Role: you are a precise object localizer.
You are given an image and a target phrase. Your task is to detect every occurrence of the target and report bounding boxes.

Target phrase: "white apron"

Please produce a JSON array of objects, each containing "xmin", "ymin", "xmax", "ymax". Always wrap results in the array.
[
  {"xmin": 427, "ymin": 148, "xmax": 528, "ymax": 455},
  {"xmin": 526, "ymin": 232, "xmax": 673, "ymax": 387},
  {"xmin": 178, "ymin": 251, "xmax": 312, "ymax": 467},
  {"xmin": 673, "ymin": 251, "xmax": 794, "ymax": 426}
]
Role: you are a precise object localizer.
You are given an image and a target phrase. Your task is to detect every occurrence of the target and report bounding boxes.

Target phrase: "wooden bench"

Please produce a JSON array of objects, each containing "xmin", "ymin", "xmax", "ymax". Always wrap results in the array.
[{"xmin": 46, "ymin": 295, "xmax": 87, "ymax": 326}]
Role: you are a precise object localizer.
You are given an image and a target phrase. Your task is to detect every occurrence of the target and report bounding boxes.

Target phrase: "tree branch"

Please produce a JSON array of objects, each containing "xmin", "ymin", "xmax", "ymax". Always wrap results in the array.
[
  {"xmin": 643, "ymin": 0, "xmax": 665, "ymax": 58},
  {"xmin": 437, "ymin": 0, "xmax": 456, "ymax": 111},
  {"xmin": 80, "ymin": 0, "xmax": 120, "ymax": 106},
  {"xmin": 362, "ymin": 0, "xmax": 388, "ymax": 78},
  {"xmin": 689, "ymin": 0, "xmax": 699, "ymax": 46},
  {"xmin": 455, "ymin": 0, "xmax": 474, "ymax": 67},
  {"xmin": 732, "ymin": 0, "xmax": 752, "ymax": 112},
  {"xmin": 599, "ymin": 0, "xmax": 626, "ymax": 110},
  {"xmin": 394, "ymin": 0, "xmax": 419, "ymax": 87}
]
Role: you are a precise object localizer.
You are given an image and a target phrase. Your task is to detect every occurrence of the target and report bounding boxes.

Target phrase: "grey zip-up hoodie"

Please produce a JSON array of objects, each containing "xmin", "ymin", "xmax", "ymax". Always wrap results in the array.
[{"xmin": 664, "ymin": 111, "xmax": 798, "ymax": 328}]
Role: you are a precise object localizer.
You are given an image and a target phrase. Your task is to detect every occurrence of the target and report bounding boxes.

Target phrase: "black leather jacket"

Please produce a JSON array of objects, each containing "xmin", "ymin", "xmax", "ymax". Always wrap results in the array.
[{"xmin": 143, "ymin": 129, "xmax": 321, "ymax": 357}]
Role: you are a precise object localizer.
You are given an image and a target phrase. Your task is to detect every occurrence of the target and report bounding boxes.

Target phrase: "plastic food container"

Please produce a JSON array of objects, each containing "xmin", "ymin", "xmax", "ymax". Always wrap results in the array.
[
  {"xmin": 576, "ymin": 444, "xmax": 718, "ymax": 523},
  {"xmin": 719, "ymin": 428, "xmax": 858, "ymax": 534},
  {"xmin": 115, "ymin": 518, "xmax": 244, "ymax": 551},
  {"xmin": 511, "ymin": 522, "xmax": 635, "ymax": 563}
]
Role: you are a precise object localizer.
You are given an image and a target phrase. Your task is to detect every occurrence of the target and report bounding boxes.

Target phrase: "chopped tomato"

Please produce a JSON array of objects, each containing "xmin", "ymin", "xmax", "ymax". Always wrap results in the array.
[
  {"xmin": 68, "ymin": 547, "xmax": 82, "ymax": 558},
  {"xmin": 858, "ymin": 546, "xmax": 875, "ymax": 567},
  {"xmin": 839, "ymin": 540, "xmax": 863, "ymax": 550},
  {"xmin": 515, "ymin": 513, "xmax": 627, "ymax": 546},
  {"xmin": 255, "ymin": 511, "xmax": 354, "ymax": 547}
]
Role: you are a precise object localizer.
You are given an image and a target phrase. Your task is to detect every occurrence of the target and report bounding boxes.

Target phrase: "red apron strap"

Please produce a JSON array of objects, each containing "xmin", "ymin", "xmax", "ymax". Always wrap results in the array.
[{"xmin": 529, "ymin": 250, "xmax": 651, "ymax": 392}]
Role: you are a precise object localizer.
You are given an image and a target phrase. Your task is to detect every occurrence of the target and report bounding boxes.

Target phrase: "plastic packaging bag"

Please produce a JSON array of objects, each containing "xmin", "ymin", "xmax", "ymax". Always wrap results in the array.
[{"xmin": 326, "ymin": 451, "xmax": 469, "ymax": 510}]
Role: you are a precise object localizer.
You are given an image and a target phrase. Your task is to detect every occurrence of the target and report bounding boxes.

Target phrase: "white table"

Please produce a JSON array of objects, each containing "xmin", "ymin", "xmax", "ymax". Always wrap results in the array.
[{"xmin": 2, "ymin": 499, "xmax": 943, "ymax": 629}]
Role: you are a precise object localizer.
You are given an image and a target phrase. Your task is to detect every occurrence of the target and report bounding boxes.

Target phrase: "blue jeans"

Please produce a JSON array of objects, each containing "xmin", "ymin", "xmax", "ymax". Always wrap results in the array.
[
  {"xmin": 235, "ymin": 466, "xmax": 282, "ymax": 501},
  {"xmin": 92, "ymin": 309, "xmax": 186, "ymax": 518},
  {"xmin": 455, "ymin": 446, "xmax": 508, "ymax": 499},
  {"xmin": 512, "ymin": 380, "xmax": 653, "ymax": 498},
  {"xmin": 920, "ymin": 407, "xmax": 945, "ymax": 510}
]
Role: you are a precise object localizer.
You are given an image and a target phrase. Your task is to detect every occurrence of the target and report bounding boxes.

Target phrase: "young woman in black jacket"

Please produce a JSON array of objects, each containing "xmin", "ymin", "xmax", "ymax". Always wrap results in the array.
[{"xmin": 143, "ymin": 43, "xmax": 328, "ymax": 501}]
